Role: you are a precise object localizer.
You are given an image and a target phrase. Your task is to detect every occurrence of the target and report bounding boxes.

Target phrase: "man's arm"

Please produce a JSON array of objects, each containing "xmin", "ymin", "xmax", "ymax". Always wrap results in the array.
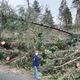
[{"xmin": 32, "ymin": 56, "xmax": 36, "ymax": 67}]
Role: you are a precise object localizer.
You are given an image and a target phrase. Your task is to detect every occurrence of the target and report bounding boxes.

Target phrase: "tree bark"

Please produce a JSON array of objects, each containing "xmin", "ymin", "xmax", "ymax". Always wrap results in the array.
[{"xmin": 6, "ymin": 53, "xmax": 18, "ymax": 61}]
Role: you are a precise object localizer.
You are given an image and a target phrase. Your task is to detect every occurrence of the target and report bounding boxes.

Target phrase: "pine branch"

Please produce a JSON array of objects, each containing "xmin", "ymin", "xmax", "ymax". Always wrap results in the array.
[
  {"xmin": 62, "ymin": 67, "xmax": 80, "ymax": 79},
  {"xmin": 56, "ymin": 48, "xmax": 80, "ymax": 60},
  {"xmin": 54, "ymin": 56, "xmax": 80, "ymax": 69}
]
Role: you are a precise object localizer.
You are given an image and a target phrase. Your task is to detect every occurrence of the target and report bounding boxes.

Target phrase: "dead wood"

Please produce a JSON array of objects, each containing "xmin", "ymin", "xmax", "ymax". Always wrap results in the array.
[
  {"xmin": 1, "ymin": 41, "xmax": 11, "ymax": 49},
  {"xmin": 56, "ymin": 48, "xmax": 80, "ymax": 60},
  {"xmin": 6, "ymin": 53, "xmax": 18, "ymax": 61},
  {"xmin": 54, "ymin": 56, "xmax": 80, "ymax": 69},
  {"xmin": 29, "ymin": 21, "xmax": 74, "ymax": 35},
  {"xmin": 3, "ymin": 54, "xmax": 27, "ymax": 65}
]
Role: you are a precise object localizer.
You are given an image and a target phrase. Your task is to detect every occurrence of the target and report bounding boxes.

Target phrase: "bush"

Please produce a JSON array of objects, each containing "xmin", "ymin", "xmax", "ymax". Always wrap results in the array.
[
  {"xmin": 0, "ymin": 52, "xmax": 7, "ymax": 60},
  {"xmin": 66, "ymin": 38, "xmax": 79, "ymax": 46},
  {"xmin": 55, "ymin": 37, "xmax": 67, "ymax": 50},
  {"xmin": 44, "ymin": 49, "xmax": 52, "ymax": 58},
  {"xmin": 49, "ymin": 46, "xmax": 59, "ymax": 52},
  {"xmin": 39, "ymin": 59, "xmax": 53, "ymax": 75},
  {"xmin": 37, "ymin": 33, "xmax": 46, "ymax": 50}
]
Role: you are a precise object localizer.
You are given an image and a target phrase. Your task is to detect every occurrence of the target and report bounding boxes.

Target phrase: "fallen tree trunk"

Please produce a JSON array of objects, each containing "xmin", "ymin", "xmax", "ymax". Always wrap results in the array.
[
  {"xmin": 4, "ymin": 55, "xmax": 28, "ymax": 65},
  {"xmin": 6, "ymin": 53, "xmax": 18, "ymax": 61},
  {"xmin": 1, "ymin": 41, "xmax": 11, "ymax": 49},
  {"xmin": 54, "ymin": 56, "xmax": 80, "ymax": 69},
  {"xmin": 0, "ymin": 11, "xmax": 74, "ymax": 35},
  {"xmin": 29, "ymin": 21, "xmax": 74, "ymax": 35},
  {"xmin": 56, "ymin": 48, "xmax": 80, "ymax": 60},
  {"xmin": 55, "ymin": 49, "xmax": 80, "ymax": 55}
]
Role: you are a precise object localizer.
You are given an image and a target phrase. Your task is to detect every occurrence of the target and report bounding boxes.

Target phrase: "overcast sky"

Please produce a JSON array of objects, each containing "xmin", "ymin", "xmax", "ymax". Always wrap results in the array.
[{"xmin": 0, "ymin": 0, "xmax": 77, "ymax": 24}]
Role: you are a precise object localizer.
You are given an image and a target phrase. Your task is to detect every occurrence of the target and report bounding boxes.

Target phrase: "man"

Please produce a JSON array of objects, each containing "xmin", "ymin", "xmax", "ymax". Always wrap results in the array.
[{"xmin": 32, "ymin": 51, "xmax": 41, "ymax": 79}]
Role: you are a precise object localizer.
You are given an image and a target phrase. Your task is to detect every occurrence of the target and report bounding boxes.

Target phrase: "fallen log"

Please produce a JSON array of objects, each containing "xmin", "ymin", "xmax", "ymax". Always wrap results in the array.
[
  {"xmin": 56, "ymin": 48, "xmax": 80, "ymax": 60},
  {"xmin": 6, "ymin": 53, "xmax": 18, "ymax": 61},
  {"xmin": 54, "ymin": 56, "xmax": 80, "ymax": 69},
  {"xmin": 4, "ymin": 54, "xmax": 28, "ymax": 65},
  {"xmin": 55, "ymin": 50, "xmax": 79, "ymax": 55},
  {"xmin": 1, "ymin": 41, "xmax": 11, "ymax": 49},
  {"xmin": 1, "ymin": 11, "xmax": 74, "ymax": 35},
  {"xmin": 29, "ymin": 21, "xmax": 74, "ymax": 35}
]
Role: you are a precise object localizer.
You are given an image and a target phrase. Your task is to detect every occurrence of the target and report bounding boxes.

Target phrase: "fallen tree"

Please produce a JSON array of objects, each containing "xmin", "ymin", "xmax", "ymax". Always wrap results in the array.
[
  {"xmin": 6, "ymin": 53, "xmax": 18, "ymax": 61},
  {"xmin": 55, "ymin": 48, "xmax": 80, "ymax": 60},
  {"xmin": 0, "ymin": 10, "xmax": 74, "ymax": 35},
  {"xmin": 1, "ymin": 41, "xmax": 11, "ymax": 49},
  {"xmin": 54, "ymin": 56, "xmax": 80, "ymax": 69}
]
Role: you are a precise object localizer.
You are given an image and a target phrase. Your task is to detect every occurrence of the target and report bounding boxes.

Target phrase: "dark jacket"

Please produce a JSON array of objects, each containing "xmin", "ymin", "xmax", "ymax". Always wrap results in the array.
[{"xmin": 32, "ymin": 54, "xmax": 39, "ymax": 67}]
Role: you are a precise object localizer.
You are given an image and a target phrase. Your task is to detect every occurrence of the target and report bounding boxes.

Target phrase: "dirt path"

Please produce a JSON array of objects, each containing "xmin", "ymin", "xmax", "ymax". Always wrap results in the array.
[{"xmin": 0, "ymin": 65, "xmax": 48, "ymax": 80}]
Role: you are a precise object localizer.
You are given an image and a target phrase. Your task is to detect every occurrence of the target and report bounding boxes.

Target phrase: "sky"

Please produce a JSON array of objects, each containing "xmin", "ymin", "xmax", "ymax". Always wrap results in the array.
[{"xmin": 0, "ymin": 0, "xmax": 77, "ymax": 24}]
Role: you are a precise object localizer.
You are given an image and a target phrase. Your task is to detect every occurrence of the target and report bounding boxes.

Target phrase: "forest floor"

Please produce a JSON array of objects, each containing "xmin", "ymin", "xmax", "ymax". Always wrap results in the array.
[{"xmin": 0, "ymin": 64, "xmax": 49, "ymax": 80}]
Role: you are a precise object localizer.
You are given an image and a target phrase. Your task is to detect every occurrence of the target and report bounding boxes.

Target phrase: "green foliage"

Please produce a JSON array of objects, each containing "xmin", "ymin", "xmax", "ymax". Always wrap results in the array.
[
  {"xmin": 17, "ymin": 5, "xmax": 25, "ymax": 17},
  {"xmin": 32, "ymin": 0, "xmax": 41, "ymax": 13},
  {"xmin": 63, "ymin": 75, "xmax": 76, "ymax": 80},
  {"xmin": 39, "ymin": 59, "xmax": 53, "ymax": 74},
  {"xmin": 25, "ymin": 7, "xmax": 38, "ymax": 22},
  {"xmin": 57, "ymin": 77, "xmax": 62, "ymax": 80},
  {"xmin": 39, "ymin": 49, "xmax": 52, "ymax": 66},
  {"xmin": 67, "ymin": 24, "xmax": 72, "ymax": 30},
  {"xmin": 0, "ymin": 3, "xmax": 20, "ymax": 30},
  {"xmin": 0, "ymin": 52, "xmax": 7, "ymax": 60},
  {"xmin": 38, "ymin": 72, "xmax": 43, "ymax": 76},
  {"xmin": 41, "ymin": 7, "xmax": 54, "ymax": 27},
  {"xmin": 66, "ymin": 34, "xmax": 79, "ymax": 46},
  {"xmin": 37, "ymin": 33, "xmax": 46, "ymax": 50},
  {"xmin": 17, "ymin": 42, "xmax": 27, "ymax": 51},
  {"xmin": 0, "ymin": 3, "xmax": 30, "ymax": 31},
  {"xmin": 26, "ymin": 36, "xmax": 37, "ymax": 50},
  {"xmin": 44, "ymin": 49, "xmax": 51, "ymax": 55},
  {"xmin": 59, "ymin": 0, "xmax": 72, "ymax": 27},
  {"xmin": 55, "ymin": 37, "xmax": 67, "ymax": 50},
  {"xmin": 11, "ymin": 58, "xmax": 31, "ymax": 69},
  {"xmin": 49, "ymin": 46, "xmax": 59, "ymax": 52}
]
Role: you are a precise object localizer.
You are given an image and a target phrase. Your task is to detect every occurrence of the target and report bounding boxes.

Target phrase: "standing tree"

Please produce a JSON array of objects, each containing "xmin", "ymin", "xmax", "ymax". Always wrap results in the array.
[
  {"xmin": 41, "ymin": 7, "xmax": 54, "ymax": 27},
  {"xmin": 72, "ymin": 0, "xmax": 80, "ymax": 31},
  {"xmin": 59, "ymin": 0, "xmax": 72, "ymax": 29},
  {"xmin": 25, "ymin": 0, "xmax": 30, "ymax": 8},
  {"xmin": 32, "ymin": 0, "xmax": 41, "ymax": 13}
]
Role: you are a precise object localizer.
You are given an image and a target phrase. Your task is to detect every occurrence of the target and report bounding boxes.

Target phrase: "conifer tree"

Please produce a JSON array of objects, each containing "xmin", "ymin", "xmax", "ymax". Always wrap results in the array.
[
  {"xmin": 42, "ymin": 7, "xmax": 54, "ymax": 27},
  {"xmin": 32, "ymin": 0, "xmax": 41, "ymax": 13},
  {"xmin": 59, "ymin": 0, "xmax": 72, "ymax": 28}
]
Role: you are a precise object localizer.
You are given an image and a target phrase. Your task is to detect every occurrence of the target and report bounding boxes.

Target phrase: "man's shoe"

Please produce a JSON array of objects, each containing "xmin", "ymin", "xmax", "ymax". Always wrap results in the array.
[{"xmin": 37, "ymin": 77, "xmax": 41, "ymax": 79}]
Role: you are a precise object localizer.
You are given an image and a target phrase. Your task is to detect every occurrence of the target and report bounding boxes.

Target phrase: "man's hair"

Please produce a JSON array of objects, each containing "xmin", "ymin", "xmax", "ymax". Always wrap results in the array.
[{"xmin": 35, "ymin": 51, "xmax": 38, "ymax": 53}]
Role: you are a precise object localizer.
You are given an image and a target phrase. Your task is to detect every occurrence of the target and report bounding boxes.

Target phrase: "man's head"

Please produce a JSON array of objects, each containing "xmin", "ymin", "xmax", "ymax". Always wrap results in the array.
[{"xmin": 35, "ymin": 51, "xmax": 38, "ymax": 55}]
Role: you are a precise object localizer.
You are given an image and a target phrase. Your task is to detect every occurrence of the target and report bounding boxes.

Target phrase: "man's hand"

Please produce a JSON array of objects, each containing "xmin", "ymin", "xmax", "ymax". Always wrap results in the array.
[{"xmin": 34, "ymin": 66, "xmax": 36, "ymax": 68}]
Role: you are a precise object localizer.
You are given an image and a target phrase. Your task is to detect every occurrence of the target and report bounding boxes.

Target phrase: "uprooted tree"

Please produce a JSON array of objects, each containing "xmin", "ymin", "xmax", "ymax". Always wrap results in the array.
[{"xmin": 59, "ymin": 0, "xmax": 72, "ymax": 29}]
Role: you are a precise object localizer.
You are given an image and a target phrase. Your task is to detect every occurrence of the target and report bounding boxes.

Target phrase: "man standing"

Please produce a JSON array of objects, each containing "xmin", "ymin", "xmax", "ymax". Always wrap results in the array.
[{"xmin": 32, "ymin": 51, "xmax": 41, "ymax": 79}]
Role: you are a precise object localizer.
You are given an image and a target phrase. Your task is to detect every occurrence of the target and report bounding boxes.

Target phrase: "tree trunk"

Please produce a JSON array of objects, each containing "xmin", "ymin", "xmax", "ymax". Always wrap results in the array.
[{"xmin": 6, "ymin": 53, "xmax": 18, "ymax": 61}]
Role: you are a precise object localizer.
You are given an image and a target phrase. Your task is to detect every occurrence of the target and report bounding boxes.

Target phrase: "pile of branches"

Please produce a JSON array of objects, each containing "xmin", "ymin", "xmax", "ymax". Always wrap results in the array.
[{"xmin": 53, "ymin": 48, "xmax": 80, "ymax": 79}]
